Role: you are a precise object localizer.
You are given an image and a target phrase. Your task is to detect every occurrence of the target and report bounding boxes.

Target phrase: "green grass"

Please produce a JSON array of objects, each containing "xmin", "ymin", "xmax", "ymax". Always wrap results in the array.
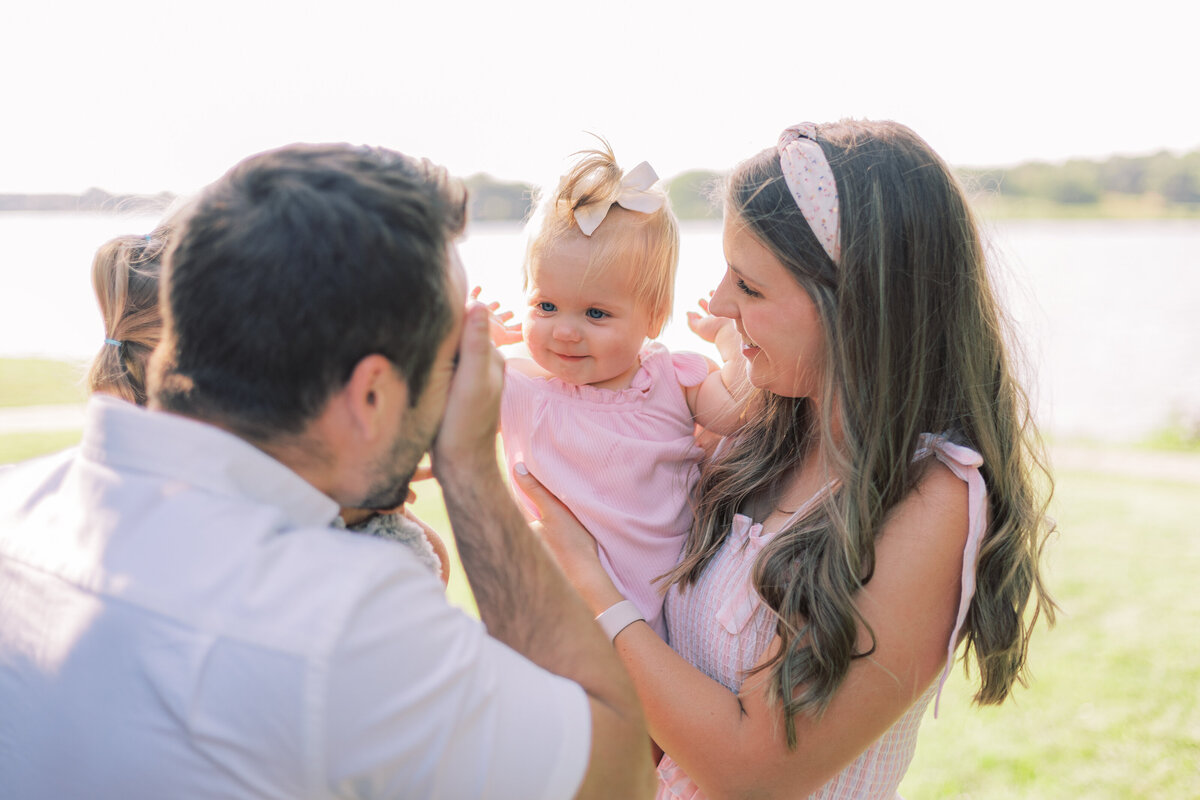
[
  {"xmin": 1140, "ymin": 425, "xmax": 1200, "ymax": 453},
  {"xmin": 0, "ymin": 357, "xmax": 89, "ymax": 407},
  {"xmin": 0, "ymin": 430, "xmax": 82, "ymax": 464},
  {"xmin": 898, "ymin": 468, "xmax": 1200, "ymax": 798}
]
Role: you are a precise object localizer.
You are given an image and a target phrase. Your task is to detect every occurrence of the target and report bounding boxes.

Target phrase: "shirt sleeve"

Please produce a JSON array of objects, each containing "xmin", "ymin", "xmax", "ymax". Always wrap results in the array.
[
  {"xmin": 323, "ymin": 556, "xmax": 591, "ymax": 800},
  {"xmin": 670, "ymin": 350, "xmax": 711, "ymax": 388}
]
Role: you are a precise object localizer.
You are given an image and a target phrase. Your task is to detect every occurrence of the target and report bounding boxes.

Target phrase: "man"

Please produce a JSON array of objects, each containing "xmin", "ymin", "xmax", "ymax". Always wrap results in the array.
[{"xmin": 0, "ymin": 144, "xmax": 655, "ymax": 798}]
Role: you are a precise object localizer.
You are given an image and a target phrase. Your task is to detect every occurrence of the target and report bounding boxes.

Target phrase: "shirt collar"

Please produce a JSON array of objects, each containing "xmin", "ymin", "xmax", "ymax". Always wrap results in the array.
[{"xmin": 81, "ymin": 395, "xmax": 341, "ymax": 529}]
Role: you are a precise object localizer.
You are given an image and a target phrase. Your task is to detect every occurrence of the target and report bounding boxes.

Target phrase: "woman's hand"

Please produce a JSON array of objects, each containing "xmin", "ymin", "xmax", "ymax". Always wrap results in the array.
[
  {"xmin": 470, "ymin": 286, "xmax": 523, "ymax": 347},
  {"xmin": 510, "ymin": 462, "xmax": 624, "ymax": 614}
]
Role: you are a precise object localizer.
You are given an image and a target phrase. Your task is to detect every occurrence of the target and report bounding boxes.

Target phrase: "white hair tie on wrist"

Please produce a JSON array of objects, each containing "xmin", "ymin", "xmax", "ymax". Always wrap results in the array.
[{"xmin": 595, "ymin": 600, "xmax": 644, "ymax": 643}]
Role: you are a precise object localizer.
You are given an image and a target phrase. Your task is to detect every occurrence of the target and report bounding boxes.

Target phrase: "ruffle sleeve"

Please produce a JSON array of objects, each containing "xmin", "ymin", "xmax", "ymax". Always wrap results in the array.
[{"xmin": 671, "ymin": 350, "xmax": 711, "ymax": 388}]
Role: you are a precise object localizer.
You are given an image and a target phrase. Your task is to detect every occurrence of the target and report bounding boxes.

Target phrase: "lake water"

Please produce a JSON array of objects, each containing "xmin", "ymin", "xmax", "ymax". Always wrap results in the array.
[{"xmin": 1, "ymin": 212, "xmax": 1197, "ymax": 443}]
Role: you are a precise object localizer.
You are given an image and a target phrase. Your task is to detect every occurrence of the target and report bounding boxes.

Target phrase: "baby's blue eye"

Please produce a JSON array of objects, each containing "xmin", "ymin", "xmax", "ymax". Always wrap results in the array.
[
  {"xmin": 585, "ymin": 308, "xmax": 608, "ymax": 320},
  {"xmin": 538, "ymin": 301, "xmax": 557, "ymax": 313}
]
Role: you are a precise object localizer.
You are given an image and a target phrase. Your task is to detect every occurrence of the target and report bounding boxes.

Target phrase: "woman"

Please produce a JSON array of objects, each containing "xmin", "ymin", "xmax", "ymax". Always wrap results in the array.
[{"xmin": 513, "ymin": 119, "xmax": 1056, "ymax": 798}]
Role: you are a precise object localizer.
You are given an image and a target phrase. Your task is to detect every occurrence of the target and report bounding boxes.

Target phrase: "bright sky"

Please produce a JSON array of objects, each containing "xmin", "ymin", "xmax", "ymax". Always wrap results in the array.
[{"xmin": 2, "ymin": 0, "xmax": 1195, "ymax": 195}]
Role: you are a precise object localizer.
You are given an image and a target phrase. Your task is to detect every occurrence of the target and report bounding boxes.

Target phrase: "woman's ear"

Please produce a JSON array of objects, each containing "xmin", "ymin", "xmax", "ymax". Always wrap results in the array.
[{"xmin": 342, "ymin": 354, "xmax": 409, "ymax": 440}]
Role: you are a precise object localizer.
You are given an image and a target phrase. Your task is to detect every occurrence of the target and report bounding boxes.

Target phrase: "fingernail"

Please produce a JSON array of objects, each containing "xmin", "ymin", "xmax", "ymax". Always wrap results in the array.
[{"xmin": 514, "ymin": 462, "xmax": 529, "ymax": 476}]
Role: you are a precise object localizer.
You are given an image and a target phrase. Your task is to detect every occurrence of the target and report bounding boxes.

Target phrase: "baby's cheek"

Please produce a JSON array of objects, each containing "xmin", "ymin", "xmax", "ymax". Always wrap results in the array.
[{"xmin": 522, "ymin": 317, "xmax": 540, "ymax": 345}]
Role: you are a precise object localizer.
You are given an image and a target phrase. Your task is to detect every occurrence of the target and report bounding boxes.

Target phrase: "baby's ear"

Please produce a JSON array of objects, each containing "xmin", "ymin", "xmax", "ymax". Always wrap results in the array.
[{"xmin": 645, "ymin": 309, "xmax": 667, "ymax": 340}]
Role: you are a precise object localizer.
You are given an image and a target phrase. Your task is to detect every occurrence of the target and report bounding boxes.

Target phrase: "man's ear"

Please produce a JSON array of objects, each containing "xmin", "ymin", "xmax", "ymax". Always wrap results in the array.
[{"xmin": 341, "ymin": 354, "xmax": 409, "ymax": 440}]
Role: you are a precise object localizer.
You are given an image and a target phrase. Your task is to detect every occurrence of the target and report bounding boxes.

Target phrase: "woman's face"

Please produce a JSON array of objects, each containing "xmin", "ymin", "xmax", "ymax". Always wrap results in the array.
[{"xmin": 709, "ymin": 214, "xmax": 827, "ymax": 400}]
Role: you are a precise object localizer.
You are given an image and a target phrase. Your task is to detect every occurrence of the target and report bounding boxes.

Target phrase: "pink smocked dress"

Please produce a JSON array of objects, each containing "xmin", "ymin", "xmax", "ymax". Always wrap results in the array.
[
  {"xmin": 501, "ymin": 342, "xmax": 710, "ymax": 637},
  {"xmin": 657, "ymin": 435, "xmax": 989, "ymax": 799}
]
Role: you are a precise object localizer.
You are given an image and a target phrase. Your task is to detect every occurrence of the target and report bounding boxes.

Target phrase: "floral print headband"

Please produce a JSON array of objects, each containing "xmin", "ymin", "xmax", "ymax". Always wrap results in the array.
[{"xmin": 777, "ymin": 123, "xmax": 841, "ymax": 264}]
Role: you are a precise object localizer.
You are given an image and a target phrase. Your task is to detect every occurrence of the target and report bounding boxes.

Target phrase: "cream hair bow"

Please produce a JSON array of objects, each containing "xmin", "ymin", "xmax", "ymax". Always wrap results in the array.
[{"xmin": 573, "ymin": 161, "xmax": 665, "ymax": 236}]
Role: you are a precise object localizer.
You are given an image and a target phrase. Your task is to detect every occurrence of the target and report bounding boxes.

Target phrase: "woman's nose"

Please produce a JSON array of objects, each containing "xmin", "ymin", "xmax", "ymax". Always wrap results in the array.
[{"xmin": 707, "ymin": 271, "xmax": 738, "ymax": 320}]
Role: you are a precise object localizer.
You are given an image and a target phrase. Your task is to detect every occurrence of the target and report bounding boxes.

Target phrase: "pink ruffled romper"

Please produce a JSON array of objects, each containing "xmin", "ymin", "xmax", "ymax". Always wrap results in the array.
[
  {"xmin": 501, "ymin": 342, "xmax": 710, "ymax": 638},
  {"xmin": 657, "ymin": 435, "xmax": 989, "ymax": 799}
]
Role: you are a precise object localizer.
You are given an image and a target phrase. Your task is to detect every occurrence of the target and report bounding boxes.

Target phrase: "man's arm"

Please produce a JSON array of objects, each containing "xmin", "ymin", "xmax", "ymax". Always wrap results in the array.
[{"xmin": 432, "ymin": 302, "xmax": 656, "ymax": 800}]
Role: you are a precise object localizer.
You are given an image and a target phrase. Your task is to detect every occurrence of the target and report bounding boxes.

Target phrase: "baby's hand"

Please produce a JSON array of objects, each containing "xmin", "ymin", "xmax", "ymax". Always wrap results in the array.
[
  {"xmin": 686, "ymin": 294, "xmax": 731, "ymax": 344},
  {"xmin": 471, "ymin": 286, "xmax": 523, "ymax": 347},
  {"xmin": 688, "ymin": 294, "xmax": 739, "ymax": 364}
]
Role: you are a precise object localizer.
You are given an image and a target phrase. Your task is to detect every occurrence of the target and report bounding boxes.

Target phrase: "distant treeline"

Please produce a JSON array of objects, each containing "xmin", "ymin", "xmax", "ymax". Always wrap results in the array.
[
  {"xmin": 960, "ymin": 148, "xmax": 1200, "ymax": 207},
  {"xmin": 0, "ymin": 188, "xmax": 175, "ymax": 214},
  {"xmin": 460, "ymin": 148, "xmax": 1200, "ymax": 221},
  {"xmin": 462, "ymin": 169, "xmax": 725, "ymax": 221},
  {"xmin": 5, "ymin": 148, "xmax": 1197, "ymax": 220}
]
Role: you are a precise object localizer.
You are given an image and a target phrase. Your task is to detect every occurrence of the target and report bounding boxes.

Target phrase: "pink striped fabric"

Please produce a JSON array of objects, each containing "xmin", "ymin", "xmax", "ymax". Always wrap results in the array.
[
  {"xmin": 657, "ymin": 435, "xmax": 988, "ymax": 798},
  {"xmin": 500, "ymin": 342, "xmax": 710, "ymax": 638}
]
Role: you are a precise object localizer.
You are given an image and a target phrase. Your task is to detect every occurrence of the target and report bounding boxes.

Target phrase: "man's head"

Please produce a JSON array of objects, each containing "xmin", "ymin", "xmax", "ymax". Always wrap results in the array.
[
  {"xmin": 153, "ymin": 143, "xmax": 467, "ymax": 439},
  {"xmin": 151, "ymin": 143, "xmax": 468, "ymax": 508}
]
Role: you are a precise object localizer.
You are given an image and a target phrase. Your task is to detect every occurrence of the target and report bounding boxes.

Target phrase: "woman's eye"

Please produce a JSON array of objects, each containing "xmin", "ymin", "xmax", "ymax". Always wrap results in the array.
[
  {"xmin": 736, "ymin": 279, "xmax": 760, "ymax": 298},
  {"xmin": 537, "ymin": 301, "xmax": 556, "ymax": 313},
  {"xmin": 585, "ymin": 308, "xmax": 608, "ymax": 320}
]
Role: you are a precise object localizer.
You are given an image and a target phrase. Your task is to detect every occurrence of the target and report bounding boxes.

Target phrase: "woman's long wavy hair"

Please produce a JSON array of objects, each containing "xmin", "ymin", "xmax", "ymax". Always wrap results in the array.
[
  {"xmin": 86, "ymin": 223, "xmax": 172, "ymax": 405},
  {"xmin": 665, "ymin": 119, "xmax": 1056, "ymax": 747}
]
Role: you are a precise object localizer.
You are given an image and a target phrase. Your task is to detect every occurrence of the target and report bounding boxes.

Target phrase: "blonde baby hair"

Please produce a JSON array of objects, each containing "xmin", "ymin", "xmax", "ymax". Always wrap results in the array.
[{"xmin": 524, "ymin": 139, "xmax": 680, "ymax": 337}]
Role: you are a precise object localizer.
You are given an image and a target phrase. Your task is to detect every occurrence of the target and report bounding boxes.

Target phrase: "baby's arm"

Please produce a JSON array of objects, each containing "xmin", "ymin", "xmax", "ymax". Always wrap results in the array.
[{"xmin": 684, "ymin": 303, "xmax": 750, "ymax": 436}]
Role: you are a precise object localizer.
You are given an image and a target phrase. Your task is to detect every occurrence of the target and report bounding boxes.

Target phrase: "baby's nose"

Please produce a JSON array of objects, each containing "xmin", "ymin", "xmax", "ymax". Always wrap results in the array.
[{"xmin": 553, "ymin": 322, "xmax": 582, "ymax": 342}]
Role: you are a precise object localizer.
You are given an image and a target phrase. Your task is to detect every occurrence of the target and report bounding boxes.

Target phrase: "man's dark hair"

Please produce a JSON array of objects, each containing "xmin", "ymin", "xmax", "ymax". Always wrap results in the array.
[{"xmin": 152, "ymin": 143, "xmax": 467, "ymax": 440}]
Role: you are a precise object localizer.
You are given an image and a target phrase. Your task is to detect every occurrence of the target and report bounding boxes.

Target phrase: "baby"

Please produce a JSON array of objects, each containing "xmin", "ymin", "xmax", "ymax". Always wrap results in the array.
[{"xmin": 493, "ymin": 144, "xmax": 740, "ymax": 637}]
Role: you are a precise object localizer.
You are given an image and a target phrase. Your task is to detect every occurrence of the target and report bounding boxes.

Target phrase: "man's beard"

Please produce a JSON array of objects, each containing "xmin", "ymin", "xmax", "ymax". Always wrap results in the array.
[{"xmin": 358, "ymin": 423, "xmax": 431, "ymax": 511}]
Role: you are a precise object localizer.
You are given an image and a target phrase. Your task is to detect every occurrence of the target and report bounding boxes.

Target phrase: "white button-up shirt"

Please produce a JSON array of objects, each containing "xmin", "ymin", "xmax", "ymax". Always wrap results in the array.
[{"xmin": 0, "ymin": 395, "xmax": 589, "ymax": 799}]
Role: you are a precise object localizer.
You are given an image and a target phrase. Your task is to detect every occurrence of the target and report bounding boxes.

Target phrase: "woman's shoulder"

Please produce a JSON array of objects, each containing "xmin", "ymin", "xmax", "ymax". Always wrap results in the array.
[
  {"xmin": 909, "ymin": 457, "xmax": 971, "ymax": 528},
  {"xmin": 855, "ymin": 453, "xmax": 970, "ymax": 582}
]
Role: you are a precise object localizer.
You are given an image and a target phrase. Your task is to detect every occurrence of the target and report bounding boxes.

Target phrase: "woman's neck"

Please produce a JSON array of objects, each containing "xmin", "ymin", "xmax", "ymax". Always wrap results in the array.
[{"xmin": 745, "ymin": 441, "xmax": 836, "ymax": 531}]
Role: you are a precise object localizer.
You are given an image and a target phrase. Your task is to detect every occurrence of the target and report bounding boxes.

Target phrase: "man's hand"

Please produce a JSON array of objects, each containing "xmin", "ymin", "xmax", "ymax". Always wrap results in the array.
[{"xmin": 431, "ymin": 302, "xmax": 506, "ymax": 483}]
